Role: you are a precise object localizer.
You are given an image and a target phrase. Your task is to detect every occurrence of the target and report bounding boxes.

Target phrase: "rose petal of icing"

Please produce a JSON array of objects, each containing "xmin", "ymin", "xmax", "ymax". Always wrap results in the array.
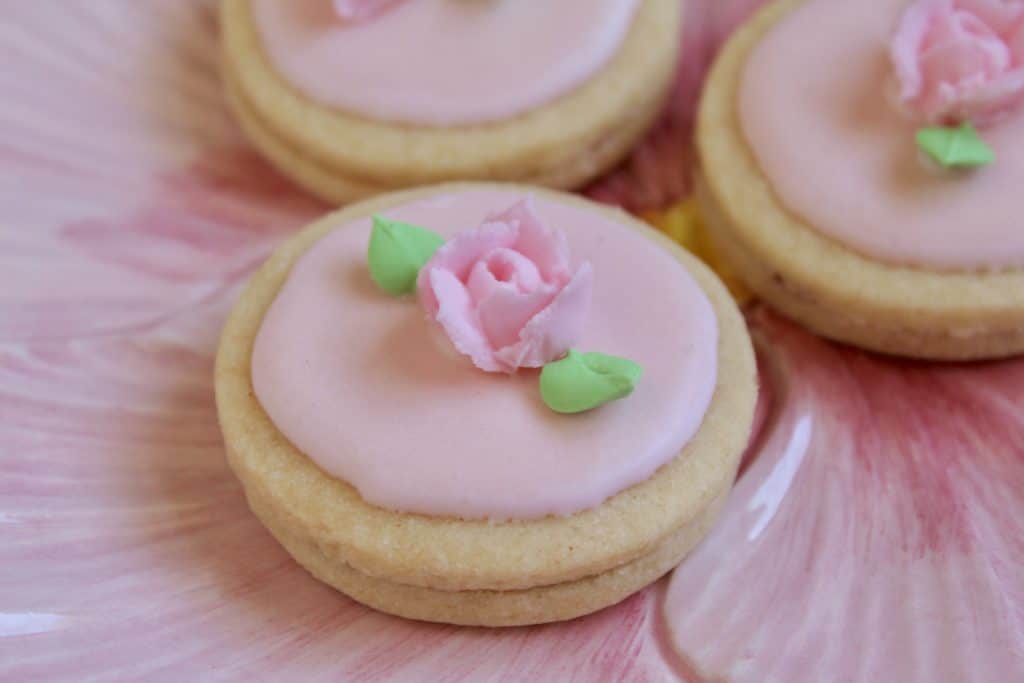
[
  {"xmin": 490, "ymin": 198, "xmax": 571, "ymax": 284},
  {"xmin": 485, "ymin": 247, "xmax": 544, "ymax": 292},
  {"xmin": 918, "ymin": 39, "xmax": 1009, "ymax": 117},
  {"xmin": 960, "ymin": 67, "xmax": 1024, "ymax": 119},
  {"xmin": 892, "ymin": 0, "xmax": 1024, "ymax": 124},
  {"xmin": 892, "ymin": 0, "xmax": 936, "ymax": 100},
  {"xmin": 466, "ymin": 257, "xmax": 511, "ymax": 306},
  {"xmin": 925, "ymin": 24, "xmax": 1011, "ymax": 74},
  {"xmin": 465, "ymin": 247, "xmax": 543, "ymax": 305},
  {"xmin": 417, "ymin": 220, "xmax": 518, "ymax": 315},
  {"xmin": 428, "ymin": 268, "xmax": 500, "ymax": 372},
  {"xmin": 493, "ymin": 262, "xmax": 594, "ymax": 371},
  {"xmin": 958, "ymin": 0, "xmax": 1024, "ymax": 34},
  {"xmin": 477, "ymin": 283, "xmax": 558, "ymax": 354}
]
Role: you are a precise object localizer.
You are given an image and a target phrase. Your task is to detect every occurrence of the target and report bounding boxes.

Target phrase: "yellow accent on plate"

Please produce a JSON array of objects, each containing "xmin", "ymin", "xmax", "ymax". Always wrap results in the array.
[{"xmin": 642, "ymin": 199, "xmax": 752, "ymax": 304}]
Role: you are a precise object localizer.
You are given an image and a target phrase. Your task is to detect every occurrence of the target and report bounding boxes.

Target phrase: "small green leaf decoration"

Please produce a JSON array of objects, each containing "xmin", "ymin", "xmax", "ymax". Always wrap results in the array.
[
  {"xmin": 540, "ymin": 349, "xmax": 643, "ymax": 414},
  {"xmin": 367, "ymin": 215, "xmax": 445, "ymax": 296},
  {"xmin": 916, "ymin": 122, "xmax": 994, "ymax": 169}
]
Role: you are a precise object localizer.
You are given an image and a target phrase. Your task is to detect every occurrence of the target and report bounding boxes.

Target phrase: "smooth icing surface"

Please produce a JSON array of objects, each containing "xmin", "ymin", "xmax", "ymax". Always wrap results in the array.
[
  {"xmin": 739, "ymin": 0, "xmax": 1024, "ymax": 270},
  {"xmin": 251, "ymin": 189, "xmax": 719, "ymax": 520},
  {"xmin": 251, "ymin": 0, "xmax": 642, "ymax": 125}
]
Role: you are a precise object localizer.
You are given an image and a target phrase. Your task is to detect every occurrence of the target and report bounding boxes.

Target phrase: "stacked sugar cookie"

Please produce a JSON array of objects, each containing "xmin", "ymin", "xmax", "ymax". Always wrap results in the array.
[
  {"xmin": 698, "ymin": 0, "xmax": 1024, "ymax": 360},
  {"xmin": 216, "ymin": 185, "xmax": 758, "ymax": 625},
  {"xmin": 221, "ymin": 0, "xmax": 681, "ymax": 203}
]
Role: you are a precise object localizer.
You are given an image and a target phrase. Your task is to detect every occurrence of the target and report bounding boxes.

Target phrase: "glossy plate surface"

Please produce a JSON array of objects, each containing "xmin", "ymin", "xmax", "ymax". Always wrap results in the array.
[{"xmin": 2, "ymin": 2, "xmax": 1022, "ymax": 680}]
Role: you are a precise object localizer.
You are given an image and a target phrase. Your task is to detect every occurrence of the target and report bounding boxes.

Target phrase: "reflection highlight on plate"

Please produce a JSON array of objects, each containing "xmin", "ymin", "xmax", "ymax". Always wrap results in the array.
[
  {"xmin": 746, "ymin": 412, "xmax": 811, "ymax": 541},
  {"xmin": 664, "ymin": 309, "xmax": 1024, "ymax": 682},
  {"xmin": 0, "ymin": 613, "xmax": 75, "ymax": 638}
]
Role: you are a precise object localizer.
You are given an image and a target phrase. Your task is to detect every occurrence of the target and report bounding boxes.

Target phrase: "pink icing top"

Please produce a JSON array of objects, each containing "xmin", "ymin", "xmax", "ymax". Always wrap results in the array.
[
  {"xmin": 739, "ymin": 0, "xmax": 1024, "ymax": 271},
  {"xmin": 251, "ymin": 0, "xmax": 642, "ymax": 125},
  {"xmin": 251, "ymin": 189, "xmax": 719, "ymax": 520}
]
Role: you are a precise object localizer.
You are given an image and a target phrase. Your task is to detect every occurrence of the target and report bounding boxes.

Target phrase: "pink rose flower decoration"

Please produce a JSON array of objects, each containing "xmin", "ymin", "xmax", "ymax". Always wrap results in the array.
[
  {"xmin": 417, "ymin": 198, "xmax": 594, "ymax": 374},
  {"xmin": 891, "ymin": 0, "xmax": 1024, "ymax": 125},
  {"xmin": 333, "ymin": 0, "xmax": 405, "ymax": 23}
]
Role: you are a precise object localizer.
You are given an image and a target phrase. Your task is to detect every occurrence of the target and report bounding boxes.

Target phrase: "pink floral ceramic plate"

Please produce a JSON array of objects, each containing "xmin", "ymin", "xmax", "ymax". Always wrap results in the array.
[{"xmin": 2, "ymin": 2, "xmax": 1022, "ymax": 681}]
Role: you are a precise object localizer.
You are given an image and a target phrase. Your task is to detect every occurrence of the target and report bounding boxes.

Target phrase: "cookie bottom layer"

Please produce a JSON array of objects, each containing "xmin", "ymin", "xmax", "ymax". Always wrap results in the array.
[
  {"xmin": 699, "ymin": 180, "xmax": 1024, "ymax": 360},
  {"xmin": 223, "ymin": 64, "xmax": 666, "ymax": 205},
  {"xmin": 245, "ymin": 479, "xmax": 729, "ymax": 627},
  {"xmin": 697, "ymin": 0, "xmax": 1024, "ymax": 361}
]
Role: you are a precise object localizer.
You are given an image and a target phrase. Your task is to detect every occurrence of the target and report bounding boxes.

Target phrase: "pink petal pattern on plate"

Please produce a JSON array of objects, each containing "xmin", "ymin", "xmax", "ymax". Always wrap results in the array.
[
  {"xmin": 2, "ymin": 1, "xmax": 1022, "ymax": 681},
  {"xmin": 665, "ymin": 311, "xmax": 1024, "ymax": 682},
  {"xmin": 586, "ymin": 0, "xmax": 770, "ymax": 211}
]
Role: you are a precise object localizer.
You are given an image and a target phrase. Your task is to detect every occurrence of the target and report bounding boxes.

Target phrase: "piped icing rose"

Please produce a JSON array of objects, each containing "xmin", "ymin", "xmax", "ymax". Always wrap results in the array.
[
  {"xmin": 416, "ymin": 199, "xmax": 594, "ymax": 374},
  {"xmin": 332, "ymin": 0, "xmax": 405, "ymax": 23},
  {"xmin": 892, "ymin": 0, "xmax": 1024, "ymax": 125}
]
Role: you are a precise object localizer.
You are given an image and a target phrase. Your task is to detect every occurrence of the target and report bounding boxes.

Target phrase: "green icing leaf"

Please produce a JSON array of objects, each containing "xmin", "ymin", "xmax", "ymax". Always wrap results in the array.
[
  {"xmin": 367, "ymin": 215, "xmax": 445, "ymax": 296},
  {"xmin": 916, "ymin": 122, "xmax": 994, "ymax": 169},
  {"xmin": 540, "ymin": 349, "xmax": 643, "ymax": 414}
]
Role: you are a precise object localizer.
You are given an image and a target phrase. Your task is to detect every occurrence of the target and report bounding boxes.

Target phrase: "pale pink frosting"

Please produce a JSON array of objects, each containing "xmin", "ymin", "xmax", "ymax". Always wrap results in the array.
[
  {"xmin": 251, "ymin": 189, "xmax": 719, "ymax": 520},
  {"xmin": 739, "ymin": 0, "xmax": 1024, "ymax": 270},
  {"xmin": 417, "ymin": 199, "xmax": 592, "ymax": 373},
  {"xmin": 332, "ymin": 0, "xmax": 404, "ymax": 23},
  {"xmin": 892, "ymin": 0, "xmax": 1024, "ymax": 125},
  {"xmin": 251, "ymin": 0, "xmax": 642, "ymax": 125}
]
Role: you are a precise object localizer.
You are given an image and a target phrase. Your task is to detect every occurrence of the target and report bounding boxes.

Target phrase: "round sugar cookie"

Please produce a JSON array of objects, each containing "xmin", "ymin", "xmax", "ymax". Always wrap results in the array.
[
  {"xmin": 215, "ymin": 184, "xmax": 757, "ymax": 626},
  {"xmin": 697, "ymin": 0, "xmax": 1024, "ymax": 361}
]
